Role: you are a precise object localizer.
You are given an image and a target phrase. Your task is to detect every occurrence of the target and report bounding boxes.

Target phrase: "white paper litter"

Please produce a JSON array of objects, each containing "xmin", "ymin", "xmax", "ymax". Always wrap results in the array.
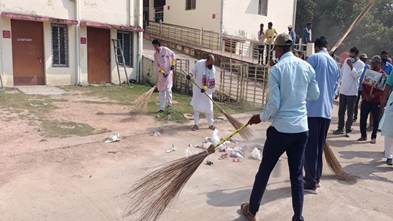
[
  {"xmin": 166, "ymin": 145, "xmax": 176, "ymax": 153},
  {"xmin": 105, "ymin": 132, "xmax": 121, "ymax": 143},
  {"xmin": 251, "ymin": 147, "xmax": 262, "ymax": 161}
]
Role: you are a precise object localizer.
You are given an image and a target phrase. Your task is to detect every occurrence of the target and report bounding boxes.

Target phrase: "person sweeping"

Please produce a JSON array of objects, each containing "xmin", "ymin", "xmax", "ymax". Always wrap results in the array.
[
  {"xmin": 152, "ymin": 39, "xmax": 176, "ymax": 113},
  {"xmin": 303, "ymin": 36, "xmax": 340, "ymax": 194},
  {"xmin": 187, "ymin": 55, "xmax": 216, "ymax": 131},
  {"xmin": 241, "ymin": 33, "xmax": 320, "ymax": 221}
]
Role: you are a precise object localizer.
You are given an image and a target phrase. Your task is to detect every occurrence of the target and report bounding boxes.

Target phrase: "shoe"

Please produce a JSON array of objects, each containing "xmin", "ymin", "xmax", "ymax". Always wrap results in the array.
[
  {"xmin": 191, "ymin": 125, "xmax": 199, "ymax": 131},
  {"xmin": 240, "ymin": 203, "xmax": 256, "ymax": 221},
  {"xmin": 346, "ymin": 129, "xmax": 353, "ymax": 134},
  {"xmin": 316, "ymin": 183, "xmax": 321, "ymax": 189},
  {"xmin": 333, "ymin": 129, "xmax": 344, "ymax": 135},
  {"xmin": 304, "ymin": 184, "xmax": 318, "ymax": 194},
  {"xmin": 157, "ymin": 110, "xmax": 164, "ymax": 113},
  {"xmin": 370, "ymin": 139, "xmax": 376, "ymax": 144},
  {"xmin": 387, "ymin": 158, "xmax": 393, "ymax": 166},
  {"xmin": 357, "ymin": 137, "xmax": 367, "ymax": 142},
  {"xmin": 208, "ymin": 125, "xmax": 216, "ymax": 130}
]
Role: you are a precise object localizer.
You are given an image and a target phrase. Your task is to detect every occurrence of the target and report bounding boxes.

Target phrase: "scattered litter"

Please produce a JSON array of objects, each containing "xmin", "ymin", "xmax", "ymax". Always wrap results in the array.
[
  {"xmin": 218, "ymin": 141, "xmax": 231, "ymax": 152},
  {"xmin": 211, "ymin": 129, "xmax": 220, "ymax": 146},
  {"xmin": 185, "ymin": 144, "xmax": 193, "ymax": 157},
  {"xmin": 218, "ymin": 153, "xmax": 228, "ymax": 160},
  {"xmin": 151, "ymin": 128, "xmax": 162, "ymax": 137},
  {"xmin": 166, "ymin": 145, "xmax": 176, "ymax": 153},
  {"xmin": 108, "ymin": 151, "xmax": 119, "ymax": 154},
  {"xmin": 105, "ymin": 132, "xmax": 121, "ymax": 143},
  {"xmin": 202, "ymin": 141, "xmax": 212, "ymax": 149},
  {"xmin": 233, "ymin": 158, "xmax": 241, "ymax": 163},
  {"xmin": 251, "ymin": 147, "xmax": 262, "ymax": 161},
  {"xmin": 205, "ymin": 160, "xmax": 214, "ymax": 166},
  {"xmin": 230, "ymin": 146, "xmax": 245, "ymax": 159}
]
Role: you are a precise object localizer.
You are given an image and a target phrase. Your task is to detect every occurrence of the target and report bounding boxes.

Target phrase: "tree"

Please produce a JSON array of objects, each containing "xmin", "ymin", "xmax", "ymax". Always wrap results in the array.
[{"xmin": 296, "ymin": 0, "xmax": 393, "ymax": 55}]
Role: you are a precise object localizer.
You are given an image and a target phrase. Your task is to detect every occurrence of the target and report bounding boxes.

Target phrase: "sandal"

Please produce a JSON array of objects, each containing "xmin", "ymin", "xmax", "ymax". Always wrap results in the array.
[{"xmin": 241, "ymin": 203, "xmax": 256, "ymax": 221}]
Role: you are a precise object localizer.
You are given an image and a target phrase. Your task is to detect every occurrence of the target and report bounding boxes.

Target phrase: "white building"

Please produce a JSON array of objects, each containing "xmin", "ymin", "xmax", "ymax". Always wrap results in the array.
[
  {"xmin": 147, "ymin": 0, "xmax": 297, "ymax": 40},
  {"xmin": 0, "ymin": 0, "xmax": 143, "ymax": 86}
]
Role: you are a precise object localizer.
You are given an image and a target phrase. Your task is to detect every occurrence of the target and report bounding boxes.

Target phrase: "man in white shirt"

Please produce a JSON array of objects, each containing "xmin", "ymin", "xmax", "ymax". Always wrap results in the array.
[
  {"xmin": 187, "ymin": 55, "xmax": 216, "ymax": 131},
  {"xmin": 334, "ymin": 47, "xmax": 365, "ymax": 135}
]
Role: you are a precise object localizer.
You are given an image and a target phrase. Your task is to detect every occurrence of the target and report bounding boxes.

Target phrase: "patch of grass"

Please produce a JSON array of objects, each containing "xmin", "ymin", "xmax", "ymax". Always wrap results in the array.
[
  {"xmin": 0, "ymin": 89, "xmax": 100, "ymax": 138},
  {"xmin": 41, "ymin": 120, "xmax": 108, "ymax": 138},
  {"xmin": 63, "ymin": 85, "xmax": 261, "ymax": 123}
]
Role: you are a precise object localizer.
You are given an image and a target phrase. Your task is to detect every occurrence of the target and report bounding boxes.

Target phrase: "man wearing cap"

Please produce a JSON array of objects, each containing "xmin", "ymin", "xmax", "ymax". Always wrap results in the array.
[
  {"xmin": 303, "ymin": 36, "xmax": 340, "ymax": 194},
  {"xmin": 354, "ymin": 53, "xmax": 370, "ymax": 122},
  {"xmin": 241, "ymin": 33, "xmax": 320, "ymax": 221},
  {"xmin": 152, "ymin": 39, "xmax": 176, "ymax": 113}
]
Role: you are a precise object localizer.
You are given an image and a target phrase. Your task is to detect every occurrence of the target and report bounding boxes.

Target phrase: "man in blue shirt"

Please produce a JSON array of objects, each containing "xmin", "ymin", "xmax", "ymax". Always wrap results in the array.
[
  {"xmin": 303, "ymin": 37, "xmax": 340, "ymax": 193},
  {"xmin": 381, "ymin": 51, "xmax": 393, "ymax": 75},
  {"xmin": 240, "ymin": 33, "xmax": 319, "ymax": 221}
]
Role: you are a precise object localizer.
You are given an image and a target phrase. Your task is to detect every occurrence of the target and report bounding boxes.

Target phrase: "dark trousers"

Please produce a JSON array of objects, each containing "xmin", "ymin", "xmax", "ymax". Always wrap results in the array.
[
  {"xmin": 249, "ymin": 127, "xmax": 308, "ymax": 221},
  {"xmin": 338, "ymin": 94, "xmax": 357, "ymax": 132},
  {"xmin": 360, "ymin": 101, "xmax": 381, "ymax": 139},
  {"xmin": 258, "ymin": 45, "xmax": 264, "ymax": 64},
  {"xmin": 304, "ymin": 118, "xmax": 331, "ymax": 188},
  {"xmin": 354, "ymin": 91, "xmax": 362, "ymax": 120}
]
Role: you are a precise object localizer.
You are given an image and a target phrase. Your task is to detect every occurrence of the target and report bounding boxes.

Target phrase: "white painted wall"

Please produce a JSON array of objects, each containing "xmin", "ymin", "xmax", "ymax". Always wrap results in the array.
[
  {"xmin": 223, "ymin": 0, "xmax": 296, "ymax": 40},
  {"xmin": 44, "ymin": 22, "xmax": 77, "ymax": 85},
  {"xmin": 0, "ymin": 0, "xmax": 75, "ymax": 20},
  {"xmin": 162, "ymin": 0, "xmax": 221, "ymax": 33},
  {"xmin": 0, "ymin": 17, "xmax": 14, "ymax": 86},
  {"xmin": 0, "ymin": 0, "xmax": 143, "ymax": 86},
  {"xmin": 80, "ymin": 0, "xmax": 130, "ymax": 25}
]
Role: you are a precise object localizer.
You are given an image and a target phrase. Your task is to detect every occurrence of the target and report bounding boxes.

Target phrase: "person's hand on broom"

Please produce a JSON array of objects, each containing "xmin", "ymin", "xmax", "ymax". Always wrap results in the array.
[{"xmin": 248, "ymin": 114, "xmax": 262, "ymax": 125}]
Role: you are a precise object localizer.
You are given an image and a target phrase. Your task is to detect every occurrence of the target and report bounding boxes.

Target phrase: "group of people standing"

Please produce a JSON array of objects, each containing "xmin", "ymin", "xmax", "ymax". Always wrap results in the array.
[
  {"xmin": 241, "ymin": 32, "xmax": 393, "ymax": 221},
  {"xmin": 257, "ymin": 22, "xmax": 313, "ymax": 64},
  {"xmin": 152, "ymin": 31, "xmax": 393, "ymax": 221}
]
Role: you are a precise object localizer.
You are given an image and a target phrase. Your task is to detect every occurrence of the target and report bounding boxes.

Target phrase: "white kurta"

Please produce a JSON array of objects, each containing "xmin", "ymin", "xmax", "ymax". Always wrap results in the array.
[{"xmin": 191, "ymin": 59, "xmax": 216, "ymax": 114}]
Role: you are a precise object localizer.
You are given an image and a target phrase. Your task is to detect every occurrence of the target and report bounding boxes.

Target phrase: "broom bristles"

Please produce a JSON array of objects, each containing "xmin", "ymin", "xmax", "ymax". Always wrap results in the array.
[
  {"xmin": 222, "ymin": 111, "xmax": 254, "ymax": 140},
  {"xmin": 125, "ymin": 146, "xmax": 215, "ymax": 221},
  {"xmin": 133, "ymin": 86, "xmax": 156, "ymax": 113},
  {"xmin": 324, "ymin": 143, "xmax": 356, "ymax": 182}
]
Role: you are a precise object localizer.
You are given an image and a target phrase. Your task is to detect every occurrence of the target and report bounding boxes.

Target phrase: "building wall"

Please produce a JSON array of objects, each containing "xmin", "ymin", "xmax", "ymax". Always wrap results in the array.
[
  {"xmin": 223, "ymin": 0, "xmax": 296, "ymax": 40},
  {"xmin": 161, "ymin": 0, "xmax": 221, "ymax": 33},
  {"xmin": 0, "ymin": 0, "xmax": 75, "ymax": 20},
  {"xmin": 0, "ymin": 0, "xmax": 143, "ymax": 86}
]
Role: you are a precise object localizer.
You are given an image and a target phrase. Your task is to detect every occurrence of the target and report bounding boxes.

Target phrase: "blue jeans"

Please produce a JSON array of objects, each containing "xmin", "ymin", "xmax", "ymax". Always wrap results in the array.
[
  {"xmin": 249, "ymin": 127, "xmax": 308, "ymax": 221},
  {"xmin": 304, "ymin": 118, "xmax": 331, "ymax": 188}
]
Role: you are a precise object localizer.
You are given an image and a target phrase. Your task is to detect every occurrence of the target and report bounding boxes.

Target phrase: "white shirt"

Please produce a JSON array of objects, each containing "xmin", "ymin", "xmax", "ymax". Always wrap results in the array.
[
  {"xmin": 339, "ymin": 58, "xmax": 365, "ymax": 96},
  {"xmin": 191, "ymin": 59, "xmax": 216, "ymax": 113}
]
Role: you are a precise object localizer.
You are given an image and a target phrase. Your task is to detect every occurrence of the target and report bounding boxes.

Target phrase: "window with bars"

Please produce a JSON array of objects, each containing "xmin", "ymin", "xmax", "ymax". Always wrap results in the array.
[
  {"xmin": 117, "ymin": 31, "xmax": 133, "ymax": 67},
  {"xmin": 258, "ymin": 0, "xmax": 268, "ymax": 16},
  {"xmin": 52, "ymin": 24, "xmax": 69, "ymax": 67},
  {"xmin": 186, "ymin": 0, "xmax": 196, "ymax": 10}
]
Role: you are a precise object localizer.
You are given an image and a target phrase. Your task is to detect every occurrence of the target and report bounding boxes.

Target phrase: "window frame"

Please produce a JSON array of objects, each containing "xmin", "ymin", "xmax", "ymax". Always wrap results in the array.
[
  {"xmin": 116, "ymin": 31, "xmax": 134, "ymax": 67},
  {"xmin": 258, "ymin": 0, "xmax": 268, "ymax": 16},
  {"xmin": 51, "ymin": 24, "xmax": 69, "ymax": 68},
  {"xmin": 185, "ymin": 0, "xmax": 196, "ymax": 10}
]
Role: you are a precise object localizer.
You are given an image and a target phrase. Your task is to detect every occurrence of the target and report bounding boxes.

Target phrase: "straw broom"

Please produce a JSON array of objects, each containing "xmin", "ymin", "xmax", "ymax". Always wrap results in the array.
[
  {"xmin": 132, "ymin": 86, "xmax": 157, "ymax": 113},
  {"xmin": 180, "ymin": 71, "xmax": 253, "ymax": 140},
  {"xmin": 125, "ymin": 124, "xmax": 249, "ymax": 221},
  {"xmin": 324, "ymin": 143, "xmax": 356, "ymax": 182}
]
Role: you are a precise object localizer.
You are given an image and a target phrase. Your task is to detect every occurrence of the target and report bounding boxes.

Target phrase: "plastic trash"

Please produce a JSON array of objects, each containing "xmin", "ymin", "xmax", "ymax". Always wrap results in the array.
[
  {"xmin": 166, "ymin": 144, "xmax": 176, "ymax": 153},
  {"xmin": 211, "ymin": 129, "xmax": 220, "ymax": 146},
  {"xmin": 230, "ymin": 146, "xmax": 245, "ymax": 159},
  {"xmin": 251, "ymin": 147, "xmax": 262, "ymax": 161},
  {"xmin": 185, "ymin": 144, "xmax": 193, "ymax": 157},
  {"xmin": 218, "ymin": 141, "xmax": 231, "ymax": 152},
  {"xmin": 105, "ymin": 132, "xmax": 121, "ymax": 143},
  {"xmin": 205, "ymin": 160, "xmax": 214, "ymax": 166},
  {"xmin": 152, "ymin": 128, "xmax": 161, "ymax": 137}
]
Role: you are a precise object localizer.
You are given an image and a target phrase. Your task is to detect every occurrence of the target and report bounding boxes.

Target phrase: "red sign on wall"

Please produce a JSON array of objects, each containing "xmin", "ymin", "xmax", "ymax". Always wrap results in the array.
[
  {"xmin": 3, "ymin": 30, "xmax": 11, "ymax": 39},
  {"xmin": 80, "ymin": 37, "xmax": 87, "ymax": 44}
]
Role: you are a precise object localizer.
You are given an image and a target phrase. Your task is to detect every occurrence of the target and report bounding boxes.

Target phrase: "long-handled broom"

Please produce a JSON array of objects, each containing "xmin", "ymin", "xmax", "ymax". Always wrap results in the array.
[
  {"xmin": 125, "ymin": 123, "xmax": 249, "ymax": 221},
  {"xmin": 132, "ymin": 85, "xmax": 157, "ymax": 113},
  {"xmin": 324, "ymin": 143, "xmax": 356, "ymax": 182},
  {"xmin": 180, "ymin": 71, "xmax": 253, "ymax": 140}
]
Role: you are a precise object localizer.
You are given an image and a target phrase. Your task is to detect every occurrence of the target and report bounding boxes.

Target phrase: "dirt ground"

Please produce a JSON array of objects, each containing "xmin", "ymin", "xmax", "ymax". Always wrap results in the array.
[{"xmin": 0, "ymin": 87, "xmax": 392, "ymax": 221}]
